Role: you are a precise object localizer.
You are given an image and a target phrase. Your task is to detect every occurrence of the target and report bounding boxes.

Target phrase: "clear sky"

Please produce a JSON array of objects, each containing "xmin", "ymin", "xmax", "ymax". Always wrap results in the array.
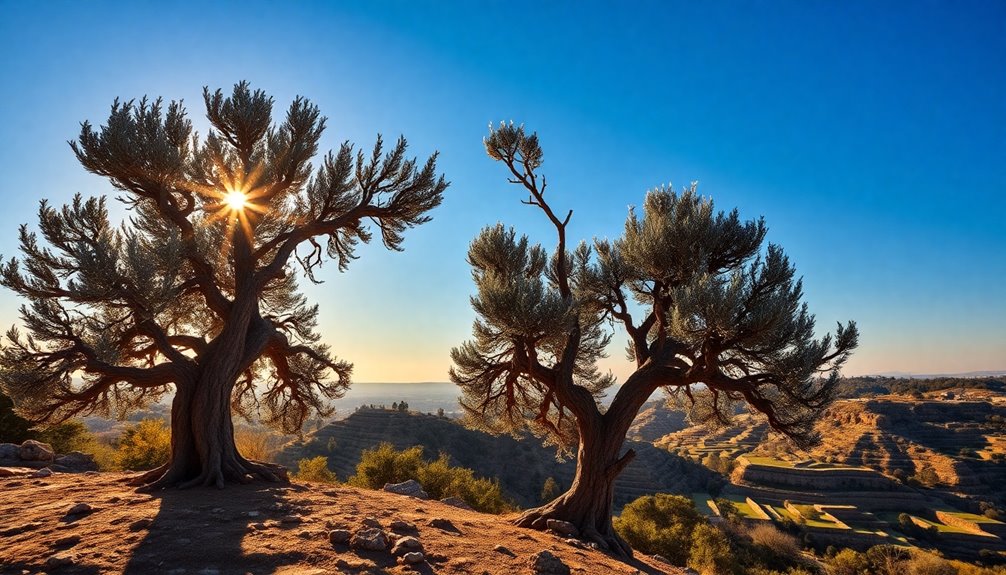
[{"xmin": 0, "ymin": 1, "xmax": 1003, "ymax": 382}]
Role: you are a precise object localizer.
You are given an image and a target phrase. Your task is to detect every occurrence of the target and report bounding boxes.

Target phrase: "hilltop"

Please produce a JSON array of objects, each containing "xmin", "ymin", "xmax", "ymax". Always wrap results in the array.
[
  {"xmin": 0, "ymin": 472, "xmax": 678, "ymax": 574},
  {"xmin": 278, "ymin": 408, "xmax": 711, "ymax": 510}
]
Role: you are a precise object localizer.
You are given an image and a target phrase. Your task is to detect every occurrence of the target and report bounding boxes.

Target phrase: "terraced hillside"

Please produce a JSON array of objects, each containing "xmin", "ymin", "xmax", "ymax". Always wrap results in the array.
[
  {"xmin": 654, "ymin": 412, "xmax": 771, "ymax": 460},
  {"xmin": 277, "ymin": 408, "xmax": 712, "ymax": 509},
  {"xmin": 754, "ymin": 397, "xmax": 1006, "ymax": 503},
  {"xmin": 627, "ymin": 400, "xmax": 688, "ymax": 442}
]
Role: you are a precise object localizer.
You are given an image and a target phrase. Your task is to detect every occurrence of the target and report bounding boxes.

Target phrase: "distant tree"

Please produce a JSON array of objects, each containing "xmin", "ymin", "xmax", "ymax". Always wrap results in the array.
[
  {"xmin": 540, "ymin": 476, "xmax": 561, "ymax": 504},
  {"xmin": 398, "ymin": 400, "xmax": 408, "ymax": 412},
  {"xmin": 451, "ymin": 123, "xmax": 858, "ymax": 554},
  {"xmin": 392, "ymin": 402, "xmax": 399, "ymax": 411},
  {"xmin": 436, "ymin": 407, "xmax": 445, "ymax": 418},
  {"xmin": 0, "ymin": 82, "xmax": 447, "ymax": 490}
]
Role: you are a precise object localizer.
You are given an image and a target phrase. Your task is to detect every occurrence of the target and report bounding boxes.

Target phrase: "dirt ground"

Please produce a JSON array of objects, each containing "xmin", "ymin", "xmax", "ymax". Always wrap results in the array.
[{"xmin": 0, "ymin": 472, "xmax": 680, "ymax": 575}]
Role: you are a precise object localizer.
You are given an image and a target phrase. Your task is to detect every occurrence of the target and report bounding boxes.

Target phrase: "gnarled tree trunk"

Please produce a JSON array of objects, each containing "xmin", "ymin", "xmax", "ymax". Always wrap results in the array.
[
  {"xmin": 131, "ymin": 295, "xmax": 288, "ymax": 491},
  {"xmin": 514, "ymin": 416, "xmax": 637, "ymax": 557}
]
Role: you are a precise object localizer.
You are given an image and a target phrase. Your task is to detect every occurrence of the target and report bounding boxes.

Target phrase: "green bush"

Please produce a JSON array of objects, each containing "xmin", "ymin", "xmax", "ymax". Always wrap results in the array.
[
  {"xmin": 688, "ymin": 522, "xmax": 736, "ymax": 575},
  {"xmin": 116, "ymin": 419, "xmax": 171, "ymax": 470},
  {"xmin": 348, "ymin": 443, "xmax": 512, "ymax": 514},
  {"xmin": 348, "ymin": 443, "xmax": 424, "ymax": 489},
  {"xmin": 295, "ymin": 456, "xmax": 338, "ymax": 483},
  {"xmin": 37, "ymin": 421, "xmax": 95, "ymax": 454},
  {"xmin": 613, "ymin": 494, "xmax": 703, "ymax": 565}
]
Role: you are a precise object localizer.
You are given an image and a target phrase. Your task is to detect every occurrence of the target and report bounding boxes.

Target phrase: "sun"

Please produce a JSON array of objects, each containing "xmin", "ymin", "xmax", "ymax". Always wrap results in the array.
[{"xmin": 224, "ymin": 191, "xmax": 248, "ymax": 210}]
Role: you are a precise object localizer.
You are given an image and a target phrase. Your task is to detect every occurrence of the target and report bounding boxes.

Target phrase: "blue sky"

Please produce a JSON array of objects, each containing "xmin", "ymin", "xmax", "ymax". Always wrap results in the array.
[{"xmin": 0, "ymin": 1, "xmax": 1003, "ymax": 382}]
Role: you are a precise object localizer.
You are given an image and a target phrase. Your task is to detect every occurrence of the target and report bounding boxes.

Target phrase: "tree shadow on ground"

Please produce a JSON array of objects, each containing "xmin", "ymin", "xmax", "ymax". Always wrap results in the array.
[{"xmin": 122, "ymin": 480, "xmax": 309, "ymax": 575}]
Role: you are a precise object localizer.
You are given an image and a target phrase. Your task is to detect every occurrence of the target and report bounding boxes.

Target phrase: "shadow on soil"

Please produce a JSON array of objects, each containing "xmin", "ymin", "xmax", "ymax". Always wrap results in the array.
[{"xmin": 122, "ymin": 480, "xmax": 307, "ymax": 575}]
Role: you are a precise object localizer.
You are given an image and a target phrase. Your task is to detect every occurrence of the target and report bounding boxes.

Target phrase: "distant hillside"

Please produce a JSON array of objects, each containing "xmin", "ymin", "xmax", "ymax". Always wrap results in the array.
[
  {"xmin": 627, "ymin": 400, "xmax": 689, "ymax": 442},
  {"xmin": 277, "ymin": 408, "xmax": 711, "ymax": 509},
  {"xmin": 838, "ymin": 375, "xmax": 1006, "ymax": 398}
]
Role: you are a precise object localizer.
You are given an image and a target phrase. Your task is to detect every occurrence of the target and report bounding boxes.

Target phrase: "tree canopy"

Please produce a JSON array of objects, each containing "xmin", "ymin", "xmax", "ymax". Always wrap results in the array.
[{"xmin": 0, "ymin": 82, "xmax": 447, "ymax": 489}]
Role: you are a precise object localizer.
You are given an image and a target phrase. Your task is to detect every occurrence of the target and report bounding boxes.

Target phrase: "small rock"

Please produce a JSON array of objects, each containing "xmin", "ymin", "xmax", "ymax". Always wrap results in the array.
[
  {"xmin": 390, "ymin": 519, "xmax": 417, "ymax": 532},
  {"xmin": 66, "ymin": 503, "xmax": 92, "ymax": 516},
  {"xmin": 350, "ymin": 527, "xmax": 389, "ymax": 551},
  {"xmin": 328, "ymin": 529, "xmax": 351, "ymax": 545},
  {"xmin": 246, "ymin": 511, "xmax": 259, "ymax": 517},
  {"xmin": 84, "ymin": 470, "xmax": 100, "ymax": 476},
  {"xmin": 546, "ymin": 519, "xmax": 579, "ymax": 537},
  {"xmin": 129, "ymin": 519, "xmax": 152, "ymax": 531},
  {"xmin": 45, "ymin": 554, "xmax": 75, "ymax": 568},
  {"xmin": 19, "ymin": 439, "xmax": 55, "ymax": 462},
  {"xmin": 564, "ymin": 538, "xmax": 586, "ymax": 549},
  {"xmin": 428, "ymin": 517, "xmax": 459, "ymax": 532},
  {"xmin": 682, "ymin": 569, "xmax": 700, "ymax": 575},
  {"xmin": 652, "ymin": 554, "xmax": 671, "ymax": 564},
  {"xmin": 391, "ymin": 535, "xmax": 424, "ymax": 555},
  {"xmin": 529, "ymin": 550, "xmax": 570, "ymax": 575},
  {"xmin": 400, "ymin": 551, "xmax": 425, "ymax": 565},
  {"xmin": 107, "ymin": 496, "xmax": 121, "ymax": 504},
  {"xmin": 297, "ymin": 530, "xmax": 312, "ymax": 539},
  {"xmin": 383, "ymin": 479, "xmax": 429, "ymax": 499},
  {"xmin": 54, "ymin": 535, "xmax": 80, "ymax": 548},
  {"xmin": 0, "ymin": 467, "xmax": 26, "ymax": 478},
  {"xmin": 210, "ymin": 507, "xmax": 226, "ymax": 514},
  {"xmin": 517, "ymin": 533, "xmax": 535, "ymax": 541},
  {"xmin": 279, "ymin": 515, "xmax": 302, "ymax": 524},
  {"xmin": 439, "ymin": 496, "xmax": 473, "ymax": 510},
  {"xmin": 30, "ymin": 468, "xmax": 53, "ymax": 478},
  {"xmin": 494, "ymin": 544, "xmax": 515, "ymax": 556},
  {"xmin": 361, "ymin": 516, "xmax": 382, "ymax": 529}
]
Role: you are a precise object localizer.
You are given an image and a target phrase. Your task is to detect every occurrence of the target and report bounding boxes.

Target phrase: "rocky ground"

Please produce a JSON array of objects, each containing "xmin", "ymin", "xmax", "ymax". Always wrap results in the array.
[{"xmin": 0, "ymin": 472, "xmax": 681, "ymax": 575}]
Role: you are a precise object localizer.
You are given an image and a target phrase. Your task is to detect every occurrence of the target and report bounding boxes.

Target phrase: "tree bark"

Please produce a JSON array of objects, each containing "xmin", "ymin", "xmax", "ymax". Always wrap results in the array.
[
  {"xmin": 513, "ymin": 417, "xmax": 636, "ymax": 557},
  {"xmin": 512, "ymin": 372, "xmax": 662, "ymax": 557},
  {"xmin": 130, "ymin": 294, "xmax": 288, "ymax": 490}
]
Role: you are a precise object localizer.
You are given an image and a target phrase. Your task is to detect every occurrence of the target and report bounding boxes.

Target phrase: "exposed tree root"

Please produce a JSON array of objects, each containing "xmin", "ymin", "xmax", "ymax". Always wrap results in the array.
[
  {"xmin": 130, "ymin": 455, "xmax": 289, "ymax": 492},
  {"xmin": 513, "ymin": 505, "xmax": 633, "ymax": 558}
]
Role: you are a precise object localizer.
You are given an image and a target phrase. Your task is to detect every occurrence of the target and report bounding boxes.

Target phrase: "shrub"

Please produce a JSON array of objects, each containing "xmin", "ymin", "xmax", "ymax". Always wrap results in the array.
[
  {"xmin": 749, "ymin": 523, "xmax": 801, "ymax": 564},
  {"xmin": 116, "ymin": 419, "xmax": 171, "ymax": 471},
  {"xmin": 296, "ymin": 456, "xmax": 338, "ymax": 483},
  {"xmin": 234, "ymin": 426, "xmax": 283, "ymax": 462},
  {"xmin": 688, "ymin": 522, "xmax": 736, "ymax": 575},
  {"xmin": 348, "ymin": 444, "xmax": 512, "ymax": 513},
  {"xmin": 613, "ymin": 494, "xmax": 703, "ymax": 565},
  {"xmin": 828, "ymin": 548, "xmax": 869, "ymax": 575},
  {"xmin": 348, "ymin": 443, "xmax": 424, "ymax": 488},
  {"xmin": 904, "ymin": 550, "xmax": 956, "ymax": 575}
]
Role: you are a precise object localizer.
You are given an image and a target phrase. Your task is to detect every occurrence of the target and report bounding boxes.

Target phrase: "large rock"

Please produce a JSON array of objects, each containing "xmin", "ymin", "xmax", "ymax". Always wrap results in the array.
[
  {"xmin": 0, "ymin": 443, "xmax": 20, "ymax": 460},
  {"xmin": 53, "ymin": 452, "xmax": 98, "ymax": 472},
  {"xmin": 19, "ymin": 440, "xmax": 54, "ymax": 462},
  {"xmin": 529, "ymin": 550, "xmax": 570, "ymax": 575},
  {"xmin": 383, "ymin": 479, "xmax": 428, "ymax": 499}
]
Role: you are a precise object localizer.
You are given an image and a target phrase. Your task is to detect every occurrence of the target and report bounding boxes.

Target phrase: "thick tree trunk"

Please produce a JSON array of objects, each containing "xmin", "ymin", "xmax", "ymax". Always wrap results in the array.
[
  {"xmin": 130, "ymin": 303, "xmax": 288, "ymax": 490},
  {"xmin": 513, "ymin": 419, "xmax": 636, "ymax": 557}
]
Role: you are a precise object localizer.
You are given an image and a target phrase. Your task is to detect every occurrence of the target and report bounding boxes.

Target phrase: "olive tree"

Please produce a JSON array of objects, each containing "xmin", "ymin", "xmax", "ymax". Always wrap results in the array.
[
  {"xmin": 0, "ymin": 82, "xmax": 447, "ymax": 490},
  {"xmin": 451, "ymin": 123, "xmax": 857, "ymax": 554}
]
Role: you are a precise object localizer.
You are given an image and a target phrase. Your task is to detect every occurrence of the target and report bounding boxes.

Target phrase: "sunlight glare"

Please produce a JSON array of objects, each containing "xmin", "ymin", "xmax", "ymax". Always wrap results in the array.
[{"xmin": 224, "ymin": 191, "xmax": 248, "ymax": 211}]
